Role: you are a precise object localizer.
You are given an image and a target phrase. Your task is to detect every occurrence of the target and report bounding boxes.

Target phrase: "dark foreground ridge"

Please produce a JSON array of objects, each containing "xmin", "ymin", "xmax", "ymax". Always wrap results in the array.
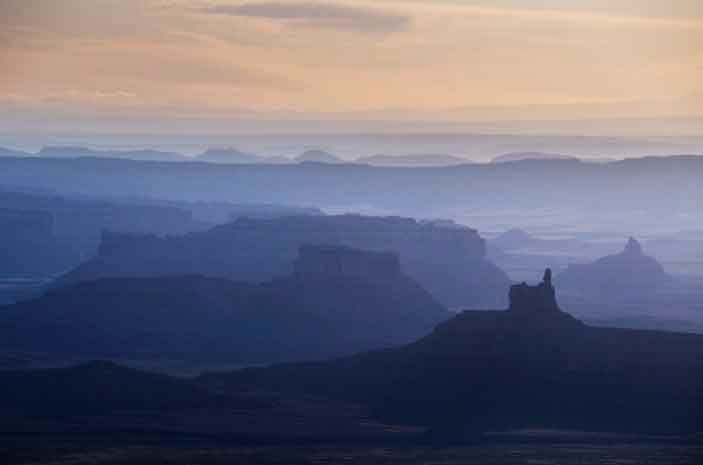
[
  {"xmin": 202, "ymin": 270, "xmax": 703, "ymax": 436},
  {"xmin": 0, "ymin": 270, "xmax": 701, "ymax": 443}
]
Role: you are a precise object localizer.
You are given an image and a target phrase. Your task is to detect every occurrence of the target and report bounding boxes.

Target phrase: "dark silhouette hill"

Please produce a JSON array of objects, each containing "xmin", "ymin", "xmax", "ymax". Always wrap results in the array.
[
  {"xmin": 0, "ymin": 361, "xmax": 226, "ymax": 419},
  {"xmin": 202, "ymin": 270, "xmax": 703, "ymax": 436},
  {"xmin": 556, "ymin": 237, "xmax": 671, "ymax": 298},
  {"xmin": 0, "ymin": 246, "xmax": 449, "ymax": 364},
  {"xmin": 0, "ymin": 361, "xmax": 414, "ymax": 443},
  {"xmin": 58, "ymin": 215, "xmax": 510, "ymax": 308}
]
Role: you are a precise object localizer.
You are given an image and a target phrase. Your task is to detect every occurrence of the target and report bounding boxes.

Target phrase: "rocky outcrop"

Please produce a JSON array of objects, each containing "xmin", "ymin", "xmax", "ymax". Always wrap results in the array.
[
  {"xmin": 509, "ymin": 269, "xmax": 559, "ymax": 313},
  {"xmin": 59, "ymin": 214, "xmax": 511, "ymax": 308},
  {"xmin": 506, "ymin": 268, "xmax": 583, "ymax": 330},
  {"xmin": 556, "ymin": 237, "xmax": 670, "ymax": 298}
]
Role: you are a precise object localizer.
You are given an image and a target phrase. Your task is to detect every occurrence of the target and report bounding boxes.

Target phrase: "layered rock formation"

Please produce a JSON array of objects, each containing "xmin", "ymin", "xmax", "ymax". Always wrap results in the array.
[
  {"xmin": 0, "ymin": 190, "xmax": 202, "ymax": 270},
  {"xmin": 59, "ymin": 214, "xmax": 511, "ymax": 308},
  {"xmin": 0, "ymin": 245, "xmax": 449, "ymax": 365}
]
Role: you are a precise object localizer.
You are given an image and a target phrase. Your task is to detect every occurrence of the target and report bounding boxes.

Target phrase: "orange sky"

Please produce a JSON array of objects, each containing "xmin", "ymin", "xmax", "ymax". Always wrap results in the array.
[{"xmin": 1, "ymin": 0, "xmax": 701, "ymax": 132}]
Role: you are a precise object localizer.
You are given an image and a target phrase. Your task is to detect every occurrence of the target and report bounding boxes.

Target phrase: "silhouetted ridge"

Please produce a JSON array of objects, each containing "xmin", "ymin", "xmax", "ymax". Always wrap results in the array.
[
  {"xmin": 0, "ymin": 361, "xmax": 224, "ymax": 418},
  {"xmin": 59, "ymin": 214, "xmax": 510, "ymax": 308},
  {"xmin": 203, "ymin": 270, "xmax": 701, "ymax": 436}
]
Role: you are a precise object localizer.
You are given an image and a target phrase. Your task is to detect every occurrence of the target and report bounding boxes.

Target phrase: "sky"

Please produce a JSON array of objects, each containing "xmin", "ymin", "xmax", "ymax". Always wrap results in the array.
[{"xmin": 1, "ymin": 0, "xmax": 702, "ymax": 134}]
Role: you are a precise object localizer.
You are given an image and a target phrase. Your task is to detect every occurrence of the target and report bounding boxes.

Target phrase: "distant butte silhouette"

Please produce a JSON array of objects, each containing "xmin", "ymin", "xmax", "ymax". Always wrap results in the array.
[{"xmin": 556, "ymin": 236, "xmax": 670, "ymax": 298}]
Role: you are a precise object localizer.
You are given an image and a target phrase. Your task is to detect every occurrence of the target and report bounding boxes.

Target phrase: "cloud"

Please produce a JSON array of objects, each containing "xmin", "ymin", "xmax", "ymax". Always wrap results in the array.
[{"xmin": 204, "ymin": 2, "xmax": 410, "ymax": 32}]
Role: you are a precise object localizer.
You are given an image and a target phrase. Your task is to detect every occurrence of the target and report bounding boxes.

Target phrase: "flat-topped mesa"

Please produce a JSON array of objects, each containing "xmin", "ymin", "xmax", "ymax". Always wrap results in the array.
[
  {"xmin": 509, "ymin": 268, "xmax": 561, "ymax": 313},
  {"xmin": 293, "ymin": 244, "xmax": 401, "ymax": 280}
]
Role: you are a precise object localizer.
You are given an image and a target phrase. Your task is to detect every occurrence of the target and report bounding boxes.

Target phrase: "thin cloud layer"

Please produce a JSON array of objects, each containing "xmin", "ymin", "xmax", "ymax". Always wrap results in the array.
[
  {"xmin": 204, "ymin": 2, "xmax": 411, "ymax": 32},
  {"xmin": 0, "ymin": 0, "xmax": 700, "ymax": 133}
]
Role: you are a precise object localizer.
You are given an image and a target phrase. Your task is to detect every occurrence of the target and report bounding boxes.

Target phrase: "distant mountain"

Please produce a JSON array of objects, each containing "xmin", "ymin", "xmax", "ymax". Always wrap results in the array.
[
  {"xmin": 356, "ymin": 154, "xmax": 468, "ymax": 167},
  {"xmin": 203, "ymin": 270, "xmax": 703, "ymax": 436},
  {"xmin": 2, "ymin": 155, "xmax": 701, "ymax": 239},
  {"xmin": 37, "ymin": 146, "xmax": 186, "ymax": 162},
  {"xmin": 556, "ymin": 237, "xmax": 671, "ymax": 298},
  {"xmin": 0, "ymin": 245, "xmax": 449, "ymax": 364},
  {"xmin": 295, "ymin": 149, "xmax": 341, "ymax": 164},
  {"xmin": 57, "ymin": 214, "xmax": 511, "ymax": 308},
  {"xmin": 0, "ymin": 147, "xmax": 31, "ymax": 158},
  {"xmin": 198, "ymin": 147, "xmax": 289, "ymax": 164},
  {"xmin": 491, "ymin": 152, "xmax": 578, "ymax": 163},
  {"xmin": 489, "ymin": 228, "xmax": 534, "ymax": 250}
]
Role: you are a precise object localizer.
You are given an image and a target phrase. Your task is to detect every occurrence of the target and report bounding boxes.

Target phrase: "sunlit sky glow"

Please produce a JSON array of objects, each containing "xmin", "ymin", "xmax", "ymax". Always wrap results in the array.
[{"xmin": 1, "ymin": 0, "xmax": 701, "ymax": 133}]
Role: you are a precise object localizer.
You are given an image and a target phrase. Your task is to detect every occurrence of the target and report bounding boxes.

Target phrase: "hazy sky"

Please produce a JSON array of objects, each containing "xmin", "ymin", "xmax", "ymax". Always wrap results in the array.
[{"xmin": 1, "ymin": 0, "xmax": 701, "ymax": 133}]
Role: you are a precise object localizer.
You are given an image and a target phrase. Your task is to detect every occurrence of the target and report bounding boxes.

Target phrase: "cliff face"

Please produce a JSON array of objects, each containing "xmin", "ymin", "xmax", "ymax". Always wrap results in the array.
[
  {"xmin": 2, "ymin": 245, "xmax": 449, "ymax": 365},
  {"xmin": 60, "ymin": 215, "xmax": 510, "ymax": 308},
  {"xmin": 556, "ymin": 237, "xmax": 670, "ymax": 298}
]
